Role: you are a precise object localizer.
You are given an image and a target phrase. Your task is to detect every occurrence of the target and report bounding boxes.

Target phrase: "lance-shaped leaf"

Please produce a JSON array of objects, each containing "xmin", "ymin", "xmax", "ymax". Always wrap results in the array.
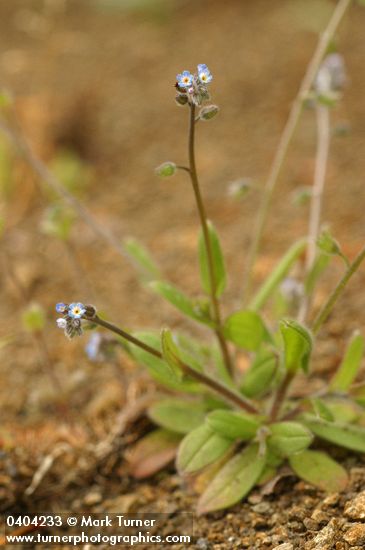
[
  {"xmin": 330, "ymin": 331, "xmax": 364, "ymax": 392},
  {"xmin": 305, "ymin": 252, "xmax": 331, "ymax": 295},
  {"xmin": 126, "ymin": 429, "xmax": 181, "ymax": 479},
  {"xmin": 149, "ymin": 281, "xmax": 213, "ymax": 327},
  {"xmin": 132, "ymin": 332, "xmax": 201, "ymax": 393},
  {"xmin": 280, "ymin": 318, "xmax": 313, "ymax": 374},
  {"xmin": 177, "ymin": 424, "xmax": 233, "ymax": 474},
  {"xmin": 224, "ymin": 310, "xmax": 268, "ymax": 351},
  {"xmin": 249, "ymin": 239, "xmax": 307, "ymax": 311},
  {"xmin": 267, "ymin": 421, "xmax": 313, "ymax": 457},
  {"xmin": 161, "ymin": 328, "xmax": 184, "ymax": 380},
  {"xmin": 323, "ymin": 398, "xmax": 362, "ymax": 424},
  {"xmin": 148, "ymin": 399, "xmax": 206, "ymax": 434},
  {"xmin": 197, "ymin": 444, "xmax": 266, "ymax": 514},
  {"xmin": 199, "ymin": 221, "xmax": 226, "ymax": 298},
  {"xmin": 123, "ymin": 237, "xmax": 161, "ymax": 282},
  {"xmin": 289, "ymin": 449, "xmax": 348, "ymax": 492},
  {"xmin": 309, "ymin": 398, "xmax": 334, "ymax": 422},
  {"xmin": 241, "ymin": 348, "xmax": 278, "ymax": 398},
  {"xmin": 302, "ymin": 414, "xmax": 365, "ymax": 452},
  {"xmin": 350, "ymin": 383, "xmax": 365, "ymax": 406},
  {"xmin": 206, "ymin": 410, "xmax": 262, "ymax": 440}
]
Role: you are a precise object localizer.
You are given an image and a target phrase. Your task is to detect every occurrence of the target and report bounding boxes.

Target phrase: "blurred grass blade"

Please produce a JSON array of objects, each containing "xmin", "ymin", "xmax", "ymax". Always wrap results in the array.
[
  {"xmin": 199, "ymin": 221, "xmax": 226, "ymax": 298},
  {"xmin": 124, "ymin": 237, "xmax": 161, "ymax": 282},
  {"xmin": 249, "ymin": 239, "xmax": 306, "ymax": 311},
  {"xmin": 330, "ymin": 330, "xmax": 364, "ymax": 392}
]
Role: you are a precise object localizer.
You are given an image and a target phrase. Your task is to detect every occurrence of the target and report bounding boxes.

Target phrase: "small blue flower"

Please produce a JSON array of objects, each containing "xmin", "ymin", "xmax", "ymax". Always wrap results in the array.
[
  {"xmin": 68, "ymin": 302, "xmax": 86, "ymax": 319},
  {"xmin": 56, "ymin": 302, "xmax": 67, "ymax": 313},
  {"xmin": 176, "ymin": 70, "xmax": 193, "ymax": 89},
  {"xmin": 197, "ymin": 64, "xmax": 213, "ymax": 84}
]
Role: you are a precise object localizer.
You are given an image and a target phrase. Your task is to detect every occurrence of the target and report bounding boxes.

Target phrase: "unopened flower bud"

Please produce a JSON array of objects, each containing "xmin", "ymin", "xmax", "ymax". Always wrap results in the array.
[
  {"xmin": 155, "ymin": 161, "xmax": 177, "ymax": 178},
  {"xmin": 317, "ymin": 229, "xmax": 342, "ymax": 256},
  {"xmin": 199, "ymin": 104, "xmax": 219, "ymax": 121},
  {"xmin": 175, "ymin": 94, "xmax": 188, "ymax": 106}
]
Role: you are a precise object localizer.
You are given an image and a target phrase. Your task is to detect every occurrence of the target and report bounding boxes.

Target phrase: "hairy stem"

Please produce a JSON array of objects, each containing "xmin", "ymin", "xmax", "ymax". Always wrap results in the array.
[
  {"xmin": 242, "ymin": 0, "xmax": 352, "ymax": 304},
  {"xmin": 269, "ymin": 371, "xmax": 295, "ymax": 422},
  {"xmin": 187, "ymin": 103, "xmax": 233, "ymax": 377},
  {"xmin": 312, "ymin": 244, "xmax": 365, "ymax": 335},
  {"xmin": 298, "ymin": 104, "xmax": 330, "ymax": 323},
  {"xmin": 86, "ymin": 314, "xmax": 257, "ymax": 413}
]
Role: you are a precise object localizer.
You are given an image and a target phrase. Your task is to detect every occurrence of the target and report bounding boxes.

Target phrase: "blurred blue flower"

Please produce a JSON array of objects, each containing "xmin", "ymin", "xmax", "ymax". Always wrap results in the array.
[
  {"xmin": 197, "ymin": 64, "xmax": 213, "ymax": 84},
  {"xmin": 85, "ymin": 332, "xmax": 102, "ymax": 362},
  {"xmin": 176, "ymin": 70, "xmax": 193, "ymax": 89},
  {"xmin": 68, "ymin": 302, "xmax": 86, "ymax": 319},
  {"xmin": 56, "ymin": 302, "xmax": 67, "ymax": 313}
]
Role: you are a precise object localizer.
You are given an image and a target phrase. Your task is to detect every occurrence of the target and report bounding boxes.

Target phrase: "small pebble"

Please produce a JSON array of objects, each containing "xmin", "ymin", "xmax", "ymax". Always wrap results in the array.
[
  {"xmin": 83, "ymin": 490, "xmax": 102, "ymax": 506},
  {"xmin": 344, "ymin": 491, "xmax": 365, "ymax": 520},
  {"xmin": 272, "ymin": 544, "xmax": 293, "ymax": 550},
  {"xmin": 344, "ymin": 523, "xmax": 365, "ymax": 545},
  {"xmin": 252, "ymin": 501, "xmax": 272, "ymax": 515}
]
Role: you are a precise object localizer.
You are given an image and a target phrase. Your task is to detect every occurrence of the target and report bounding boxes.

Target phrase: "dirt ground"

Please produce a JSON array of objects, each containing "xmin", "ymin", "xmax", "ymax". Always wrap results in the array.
[{"xmin": 1, "ymin": 0, "xmax": 365, "ymax": 548}]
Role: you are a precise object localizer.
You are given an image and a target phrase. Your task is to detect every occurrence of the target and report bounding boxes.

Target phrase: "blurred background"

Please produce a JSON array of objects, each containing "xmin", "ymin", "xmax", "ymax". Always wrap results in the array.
[{"xmin": 1, "ymin": 0, "xmax": 365, "ymax": 515}]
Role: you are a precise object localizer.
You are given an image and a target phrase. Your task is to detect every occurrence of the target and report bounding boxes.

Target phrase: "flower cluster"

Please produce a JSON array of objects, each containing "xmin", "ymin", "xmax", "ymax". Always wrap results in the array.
[
  {"xmin": 175, "ymin": 64, "xmax": 213, "ymax": 106},
  {"xmin": 55, "ymin": 302, "xmax": 94, "ymax": 339}
]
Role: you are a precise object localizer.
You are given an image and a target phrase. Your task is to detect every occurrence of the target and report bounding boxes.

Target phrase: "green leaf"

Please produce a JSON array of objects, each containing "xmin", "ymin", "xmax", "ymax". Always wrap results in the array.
[
  {"xmin": 124, "ymin": 237, "xmax": 161, "ymax": 282},
  {"xmin": 131, "ymin": 332, "xmax": 200, "ymax": 393},
  {"xmin": 305, "ymin": 252, "xmax": 330, "ymax": 295},
  {"xmin": 324, "ymin": 398, "xmax": 362, "ymax": 424},
  {"xmin": 350, "ymin": 383, "xmax": 365, "ymax": 406},
  {"xmin": 267, "ymin": 421, "xmax": 313, "ymax": 457},
  {"xmin": 289, "ymin": 450, "xmax": 348, "ymax": 492},
  {"xmin": 206, "ymin": 410, "xmax": 261, "ymax": 440},
  {"xmin": 148, "ymin": 399, "xmax": 206, "ymax": 434},
  {"xmin": 224, "ymin": 310, "xmax": 268, "ymax": 351},
  {"xmin": 330, "ymin": 331, "xmax": 364, "ymax": 392},
  {"xmin": 280, "ymin": 318, "xmax": 313, "ymax": 374},
  {"xmin": 309, "ymin": 398, "xmax": 334, "ymax": 422},
  {"xmin": 302, "ymin": 414, "xmax": 365, "ymax": 452},
  {"xmin": 149, "ymin": 281, "xmax": 213, "ymax": 326},
  {"xmin": 127, "ymin": 429, "xmax": 181, "ymax": 479},
  {"xmin": 177, "ymin": 424, "xmax": 233, "ymax": 474},
  {"xmin": 198, "ymin": 220, "xmax": 226, "ymax": 298},
  {"xmin": 161, "ymin": 328, "xmax": 184, "ymax": 380},
  {"xmin": 249, "ymin": 239, "xmax": 307, "ymax": 311},
  {"xmin": 197, "ymin": 444, "xmax": 266, "ymax": 514},
  {"xmin": 241, "ymin": 348, "xmax": 278, "ymax": 398}
]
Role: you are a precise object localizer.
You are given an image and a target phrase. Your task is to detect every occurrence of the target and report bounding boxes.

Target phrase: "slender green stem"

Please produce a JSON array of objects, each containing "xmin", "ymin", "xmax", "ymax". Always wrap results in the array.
[
  {"xmin": 86, "ymin": 314, "xmax": 257, "ymax": 413},
  {"xmin": 269, "ymin": 371, "xmax": 295, "ymax": 422},
  {"xmin": 242, "ymin": 0, "xmax": 352, "ymax": 304},
  {"xmin": 187, "ymin": 103, "xmax": 234, "ymax": 377},
  {"xmin": 312, "ymin": 244, "xmax": 365, "ymax": 335},
  {"xmin": 298, "ymin": 104, "xmax": 330, "ymax": 323}
]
